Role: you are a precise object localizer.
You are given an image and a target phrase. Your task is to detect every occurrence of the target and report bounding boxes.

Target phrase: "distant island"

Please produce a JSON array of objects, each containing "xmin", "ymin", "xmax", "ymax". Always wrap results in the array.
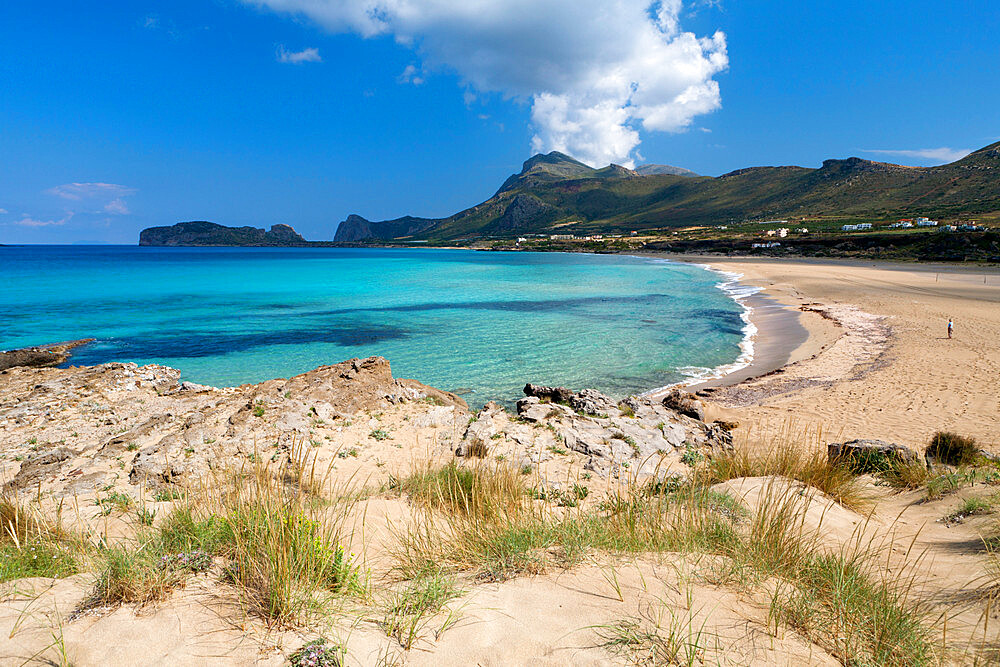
[{"xmin": 139, "ymin": 221, "xmax": 311, "ymax": 247}]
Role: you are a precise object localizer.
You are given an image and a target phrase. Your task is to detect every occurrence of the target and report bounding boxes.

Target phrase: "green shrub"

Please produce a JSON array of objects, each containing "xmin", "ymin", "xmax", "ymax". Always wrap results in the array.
[
  {"xmin": 290, "ymin": 638, "xmax": 343, "ymax": 667},
  {"xmin": 0, "ymin": 539, "xmax": 78, "ymax": 582},
  {"xmin": 926, "ymin": 431, "xmax": 979, "ymax": 466}
]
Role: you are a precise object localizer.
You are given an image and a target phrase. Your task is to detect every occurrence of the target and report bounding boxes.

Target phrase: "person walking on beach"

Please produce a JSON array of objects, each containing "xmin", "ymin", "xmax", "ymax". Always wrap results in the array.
[{"xmin": 947, "ymin": 318, "xmax": 953, "ymax": 339}]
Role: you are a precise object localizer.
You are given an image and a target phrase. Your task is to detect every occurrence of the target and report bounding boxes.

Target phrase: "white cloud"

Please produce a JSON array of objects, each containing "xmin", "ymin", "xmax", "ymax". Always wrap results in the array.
[
  {"xmin": 276, "ymin": 45, "xmax": 322, "ymax": 64},
  {"xmin": 398, "ymin": 64, "xmax": 424, "ymax": 85},
  {"xmin": 862, "ymin": 147, "xmax": 973, "ymax": 164},
  {"xmin": 46, "ymin": 182, "xmax": 135, "ymax": 201},
  {"xmin": 45, "ymin": 182, "xmax": 135, "ymax": 215},
  {"xmin": 14, "ymin": 213, "xmax": 73, "ymax": 228},
  {"xmin": 245, "ymin": 0, "xmax": 728, "ymax": 167},
  {"xmin": 0, "ymin": 208, "xmax": 8, "ymax": 214},
  {"xmin": 104, "ymin": 198, "xmax": 130, "ymax": 215}
]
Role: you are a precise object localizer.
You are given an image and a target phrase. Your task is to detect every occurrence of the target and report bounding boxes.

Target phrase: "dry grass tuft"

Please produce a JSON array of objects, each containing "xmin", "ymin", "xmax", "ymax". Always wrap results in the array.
[
  {"xmin": 90, "ymin": 453, "xmax": 365, "ymax": 625},
  {"xmin": 926, "ymin": 431, "xmax": 980, "ymax": 466},
  {"xmin": 0, "ymin": 494, "xmax": 81, "ymax": 583},
  {"xmin": 703, "ymin": 437, "xmax": 869, "ymax": 512}
]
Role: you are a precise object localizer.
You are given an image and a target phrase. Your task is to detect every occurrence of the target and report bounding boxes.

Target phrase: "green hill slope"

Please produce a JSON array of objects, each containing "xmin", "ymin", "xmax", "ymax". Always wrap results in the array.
[{"xmin": 333, "ymin": 142, "xmax": 1000, "ymax": 243}]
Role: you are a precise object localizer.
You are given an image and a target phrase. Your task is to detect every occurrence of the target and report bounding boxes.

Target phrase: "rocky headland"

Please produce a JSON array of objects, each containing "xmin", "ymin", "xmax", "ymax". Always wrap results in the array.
[
  {"xmin": 138, "ymin": 221, "xmax": 309, "ymax": 246},
  {"xmin": 0, "ymin": 339, "xmax": 94, "ymax": 372}
]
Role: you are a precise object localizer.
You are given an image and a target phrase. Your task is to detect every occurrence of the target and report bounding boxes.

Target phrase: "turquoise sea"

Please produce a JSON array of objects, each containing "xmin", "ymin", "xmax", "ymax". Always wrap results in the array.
[{"xmin": 0, "ymin": 247, "xmax": 751, "ymax": 406}]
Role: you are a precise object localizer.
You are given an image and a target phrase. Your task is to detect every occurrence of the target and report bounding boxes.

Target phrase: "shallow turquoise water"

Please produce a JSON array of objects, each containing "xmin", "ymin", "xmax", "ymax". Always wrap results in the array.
[{"xmin": 0, "ymin": 247, "xmax": 747, "ymax": 406}]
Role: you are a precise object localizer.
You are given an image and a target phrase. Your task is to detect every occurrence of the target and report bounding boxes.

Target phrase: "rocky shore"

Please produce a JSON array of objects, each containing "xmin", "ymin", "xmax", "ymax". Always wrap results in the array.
[
  {"xmin": 0, "ymin": 356, "xmax": 729, "ymax": 503},
  {"xmin": 0, "ymin": 338, "xmax": 94, "ymax": 372}
]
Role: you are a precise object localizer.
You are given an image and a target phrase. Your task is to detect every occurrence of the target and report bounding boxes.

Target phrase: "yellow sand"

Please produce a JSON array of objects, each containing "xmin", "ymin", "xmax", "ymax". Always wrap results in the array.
[{"xmin": 692, "ymin": 258, "xmax": 1000, "ymax": 450}]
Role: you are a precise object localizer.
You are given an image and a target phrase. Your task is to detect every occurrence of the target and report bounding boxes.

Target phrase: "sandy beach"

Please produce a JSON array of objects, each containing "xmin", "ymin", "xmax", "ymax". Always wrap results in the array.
[
  {"xmin": 671, "ymin": 257, "xmax": 1000, "ymax": 450},
  {"xmin": 5, "ymin": 256, "xmax": 1000, "ymax": 665}
]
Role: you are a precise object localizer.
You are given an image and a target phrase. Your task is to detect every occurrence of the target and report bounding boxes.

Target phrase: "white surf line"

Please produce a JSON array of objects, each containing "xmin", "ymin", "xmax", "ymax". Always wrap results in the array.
[{"xmin": 637, "ymin": 259, "xmax": 761, "ymax": 397}]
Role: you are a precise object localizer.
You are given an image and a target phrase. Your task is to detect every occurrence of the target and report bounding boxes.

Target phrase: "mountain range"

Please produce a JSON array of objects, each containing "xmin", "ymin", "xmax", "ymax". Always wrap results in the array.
[{"xmin": 333, "ymin": 142, "xmax": 1000, "ymax": 243}]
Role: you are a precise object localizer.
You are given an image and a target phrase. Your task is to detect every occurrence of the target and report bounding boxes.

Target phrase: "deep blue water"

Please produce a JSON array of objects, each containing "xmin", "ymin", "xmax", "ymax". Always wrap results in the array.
[{"xmin": 0, "ymin": 246, "xmax": 749, "ymax": 406}]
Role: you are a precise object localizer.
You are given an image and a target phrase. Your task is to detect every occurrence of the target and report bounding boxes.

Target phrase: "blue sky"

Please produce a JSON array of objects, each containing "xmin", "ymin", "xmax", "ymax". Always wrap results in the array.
[{"xmin": 1, "ymin": 0, "xmax": 998, "ymax": 244}]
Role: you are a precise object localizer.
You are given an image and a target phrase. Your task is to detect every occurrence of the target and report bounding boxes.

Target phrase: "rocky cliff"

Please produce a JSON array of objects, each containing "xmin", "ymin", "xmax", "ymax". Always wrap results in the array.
[{"xmin": 332, "ymin": 214, "xmax": 440, "ymax": 243}]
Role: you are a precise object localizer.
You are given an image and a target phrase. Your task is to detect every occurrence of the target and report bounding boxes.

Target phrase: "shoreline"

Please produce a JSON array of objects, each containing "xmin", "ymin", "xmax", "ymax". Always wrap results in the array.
[
  {"xmin": 646, "ymin": 253, "xmax": 1000, "ymax": 398},
  {"xmin": 641, "ymin": 255, "xmax": 824, "ymax": 400},
  {"xmin": 661, "ymin": 255, "xmax": 1000, "ymax": 447}
]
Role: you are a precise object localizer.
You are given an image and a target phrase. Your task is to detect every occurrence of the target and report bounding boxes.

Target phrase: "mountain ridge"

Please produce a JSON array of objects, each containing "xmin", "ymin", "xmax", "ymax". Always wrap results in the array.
[{"xmin": 333, "ymin": 141, "xmax": 1000, "ymax": 242}]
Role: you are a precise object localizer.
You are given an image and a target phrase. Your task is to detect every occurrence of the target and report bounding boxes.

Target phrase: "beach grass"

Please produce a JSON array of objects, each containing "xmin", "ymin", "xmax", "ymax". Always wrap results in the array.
[
  {"xmin": 90, "ymin": 454, "xmax": 365, "ymax": 625},
  {"xmin": 702, "ymin": 433, "xmax": 870, "ymax": 512},
  {"xmin": 391, "ymin": 458, "xmax": 934, "ymax": 666},
  {"xmin": 378, "ymin": 570, "xmax": 463, "ymax": 649},
  {"xmin": 0, "ymin": 495, "xmax": 81, "ymax": 583}
]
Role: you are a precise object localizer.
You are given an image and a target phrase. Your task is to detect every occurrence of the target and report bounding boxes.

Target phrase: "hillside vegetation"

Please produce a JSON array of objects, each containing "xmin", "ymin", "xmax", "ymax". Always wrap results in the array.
[{"xmin": 334, "ymin": 141, "xmax": 1000, "ymax": 243}]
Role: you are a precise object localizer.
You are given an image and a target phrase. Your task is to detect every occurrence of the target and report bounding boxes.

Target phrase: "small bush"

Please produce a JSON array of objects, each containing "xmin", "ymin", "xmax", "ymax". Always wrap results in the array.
[
  {"xmin": 680, "ymin": 446, "xmax": 705, "ymax": 467},
  {"xmin": 618, "ymin": 402, "xmax": 636, "ymax": 418},
  {"xmin": 926, "ymin": 431, "xmax": 979, "ymax": 466},
  {"xmin": 290, "ymin": 638, "xmax": 343, "ymax": 667},
  {"xmin": 94, "ymin": 546, "xmax": 179, "ymax": 606},
  {"xmin": 369, "ymin": 428, "xmax": 392, "ymax": 441}
]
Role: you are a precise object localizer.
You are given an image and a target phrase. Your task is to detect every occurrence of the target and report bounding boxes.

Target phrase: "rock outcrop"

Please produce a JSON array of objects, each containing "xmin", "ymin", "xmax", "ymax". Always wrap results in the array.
[
  {"xmin": 827, "ymin": 438, "xmax": 922, "ymax": 473},
  {"xmin": 456, "ymin": 386, "xmax": 731, "ymax": 478},
  {"xmin": 332, "ymin": 214, "xmax": 439, "ymax": 243},
  {"xmin": 661, "ymin": 388, "xmax": 706, "ymax": 421},
  {"xmin": 0, "ymin": 339, "xmax": 94, "ymax": 371},
  {"xmin": 0, "ymin": 357, "xmax": 466, "ymax": 495}
]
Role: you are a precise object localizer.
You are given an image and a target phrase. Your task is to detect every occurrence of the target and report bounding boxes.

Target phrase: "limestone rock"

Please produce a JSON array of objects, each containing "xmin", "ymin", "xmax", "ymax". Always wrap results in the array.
[
  {"xmin": 458, "ymin": 402, "xmax": 506, "ymax": 457},
  {"xmin": 523, "ymin": 383, "xmax": 574, "ymax": 405},
  {"xmin": 827, "ymin": 439, "xmax": 921, "ymax": 472},
  {"xmin": 661, "ymin": 389, "xmax": 705, "ymax": 421},
  {"xmin": 570, "ymin": 389, "xmax": 617, "ymax": 416}
]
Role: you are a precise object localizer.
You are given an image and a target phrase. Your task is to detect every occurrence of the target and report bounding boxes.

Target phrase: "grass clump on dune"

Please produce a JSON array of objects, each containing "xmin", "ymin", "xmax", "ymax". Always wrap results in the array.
[
  {"xmin": 379, "ymin": 570, "xmax": 463, "ymax": 649},
  {"xmin": 0, "ymin": 495, "xmax": 81, "ymax": 583},
  {"xmin": 926, "ymin": 431, "xmax": 980, "ymax": 466},
  {"xmin": 703, "ymin": 439, "xmax": 869, "ymax": 512},
  {"xmin": 91, "ymin": 454, "xmax": 365, "ymax": 625},
  {"xmin": 217, "ymin": 467, "xmax": 364, "ymax": 625}
]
